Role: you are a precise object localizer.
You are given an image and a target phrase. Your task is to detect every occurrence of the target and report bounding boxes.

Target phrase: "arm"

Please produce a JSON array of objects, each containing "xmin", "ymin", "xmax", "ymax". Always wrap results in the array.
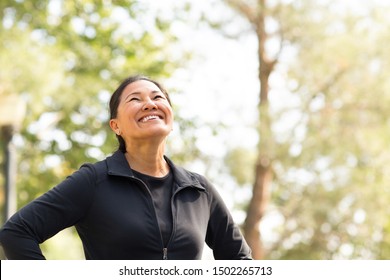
[
  {"xmin": 0, "ymin": 164, "xmax": 96, "ymax": 259},
  {"xmin": 203, "ymin": 177, "xmax": 252, "ymax": 260}
]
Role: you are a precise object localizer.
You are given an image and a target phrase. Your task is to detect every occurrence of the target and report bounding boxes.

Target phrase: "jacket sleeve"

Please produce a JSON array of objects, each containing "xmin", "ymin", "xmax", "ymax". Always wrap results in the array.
[
  {"xmin": 202, "ymin": 176, "xmax": 252, "ymax": 260},
  {"xmin": 0, "ymin": 164, "xmax": 96, "ymax": 259}
]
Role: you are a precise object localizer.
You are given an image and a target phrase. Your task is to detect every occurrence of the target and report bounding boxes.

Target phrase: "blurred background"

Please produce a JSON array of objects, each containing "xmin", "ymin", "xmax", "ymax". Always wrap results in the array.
[{"xmin": 1, "ymin": 0, "xmax": 390, "ymax": 260}]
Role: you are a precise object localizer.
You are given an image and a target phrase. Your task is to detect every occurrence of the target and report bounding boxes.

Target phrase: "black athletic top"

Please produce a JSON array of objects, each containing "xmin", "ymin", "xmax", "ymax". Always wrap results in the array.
[
  {"xmin": 132, "ymin": 169, "xmax": 173, "ymax": 247},
  {"xmin": 0, "ymin": 151, "xmax": 252, "ymax": 260}
]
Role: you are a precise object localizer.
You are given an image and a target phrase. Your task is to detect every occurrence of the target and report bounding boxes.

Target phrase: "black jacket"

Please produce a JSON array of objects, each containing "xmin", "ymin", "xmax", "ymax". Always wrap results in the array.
[{"xmin": 0, "ymin": 151, "xmax": 251, "ymax": 260}]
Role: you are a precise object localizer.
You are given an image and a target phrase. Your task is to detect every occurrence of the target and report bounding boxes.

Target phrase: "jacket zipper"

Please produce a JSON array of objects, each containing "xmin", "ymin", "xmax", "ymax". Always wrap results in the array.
[
  {"xmin": 163, "ymin": 184, "xmax": 205, "ymax": 260},
  {"xmin": 162, "ymin": 187, "xmax": 181, "ymax": 260},
  {"xmin": 131, "ymin": 176, "xmax": 173, "ymax": 260},
  {"xmin": 130, "ymin": 176, "xmax": 204, "ymax": 260},
  {"xmin": 163, "ymin": 247, "xmax": 168, "ymax": 260}
]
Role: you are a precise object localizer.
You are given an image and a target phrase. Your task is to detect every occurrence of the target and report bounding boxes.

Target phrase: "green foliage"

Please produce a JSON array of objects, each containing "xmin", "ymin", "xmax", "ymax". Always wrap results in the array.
[
  {"xmin": 0, "ymin": 0, "xmax": 193, "ymax": 258},
  {"xmin": 222, "ymin": 0, "xmax": 390, "ymax": 259},
  {"xmin": 270, "ymin": 3, "xmax": 390, "ymax": 259},
  {"xmin": 225, "ymin": 147, "xmax": 257, "ymax": 185}
]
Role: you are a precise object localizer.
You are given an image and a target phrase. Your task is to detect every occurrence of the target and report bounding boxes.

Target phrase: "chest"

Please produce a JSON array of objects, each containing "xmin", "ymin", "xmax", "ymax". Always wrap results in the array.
[{"xmin": 76, "ymin": 178, "xmax": 210, "ymax": 255}]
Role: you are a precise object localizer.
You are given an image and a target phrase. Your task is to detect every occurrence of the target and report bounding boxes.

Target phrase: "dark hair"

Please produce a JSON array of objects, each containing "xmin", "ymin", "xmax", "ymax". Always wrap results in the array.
[{"xmin": 109, "ymin": 75, "xmax": 171, "ymax": 152}]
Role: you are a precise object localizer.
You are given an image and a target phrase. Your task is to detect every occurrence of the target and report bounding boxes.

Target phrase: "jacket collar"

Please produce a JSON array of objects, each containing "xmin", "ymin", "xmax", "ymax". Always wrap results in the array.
[
  {"xmin": 106, "ymin": 150, "xmax": 135, "ymax": 178},
  {"xmin": 106, "ymin": 150, "xmax": 205, "ymax": 191}
]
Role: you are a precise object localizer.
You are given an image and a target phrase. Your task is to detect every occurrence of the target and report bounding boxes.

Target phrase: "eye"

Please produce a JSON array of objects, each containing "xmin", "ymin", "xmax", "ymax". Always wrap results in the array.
[
  {"xmin": 127, "ymin": 97, "xmax": 140, "ymax": 102},
  {"xmin": 154, "ymin": 95, "xmax": 165, "ymax": 100}
]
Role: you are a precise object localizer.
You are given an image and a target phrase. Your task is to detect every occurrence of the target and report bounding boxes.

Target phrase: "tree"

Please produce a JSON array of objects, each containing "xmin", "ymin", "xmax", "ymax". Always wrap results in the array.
[
  {"xmin": 223, "ymin": 0, "xmax": 284, "ymax": 259},
  {"xmin": 1, "ymin": 0, "xmax": 185, "ymax": 205},
  {"xmin": 269, "ymin": 3, "xmax": 390, "ymax": 259},
  {"xmin": 222, "ymin": 0, "xmax": 390, "ymax": 259},
  {"xmin": 0, "ymin": 0, "xmax": 191, "ymax": 258}
]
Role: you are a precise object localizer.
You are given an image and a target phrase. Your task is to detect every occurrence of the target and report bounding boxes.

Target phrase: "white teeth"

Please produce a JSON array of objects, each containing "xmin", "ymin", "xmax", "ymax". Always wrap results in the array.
[{"xmin": 140, "ymin": 115, "xmax": 159, "ymax": 122}]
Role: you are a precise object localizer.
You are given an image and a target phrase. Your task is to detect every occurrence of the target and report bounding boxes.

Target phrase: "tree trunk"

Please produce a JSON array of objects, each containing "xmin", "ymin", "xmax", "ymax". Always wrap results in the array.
[
  {"xmin": 243, "ymin": 0, "xmax": 276, "ymax": 259},
  {"xmin": 224, "ymin": 0, "xmax": 279, "ymax": 259},
  {"xmin": 243, "ymin": 151, "xmax": 273, "ymax": 259},
  {"xmin": 243, "ymin": 102, "xmax": 274, "ymax": 259}
]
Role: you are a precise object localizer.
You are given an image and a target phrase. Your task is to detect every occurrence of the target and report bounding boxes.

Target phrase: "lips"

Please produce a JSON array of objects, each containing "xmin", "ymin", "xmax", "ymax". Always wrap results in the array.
[{"xmin": 139, "ymin": 114, "xmax": 163, "ymax": 123}]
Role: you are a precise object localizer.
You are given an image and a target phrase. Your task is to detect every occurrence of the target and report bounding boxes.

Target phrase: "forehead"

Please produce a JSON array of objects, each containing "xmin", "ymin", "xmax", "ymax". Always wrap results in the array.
[{"xmin": 122, "ymin": 80, "xmax": 161, "ymax": 98}]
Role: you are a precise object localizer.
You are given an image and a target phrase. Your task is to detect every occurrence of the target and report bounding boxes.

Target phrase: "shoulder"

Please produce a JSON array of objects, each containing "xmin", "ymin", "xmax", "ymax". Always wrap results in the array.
[
  {"xmin": 165, "ymin": 157, "xmax": 220, "ymax": 196},
  {"xmin": 165, "ymin": 157, "xmax": 203, "ymax": 182},
  {"xmin": 70, "ymin": 156, "xmax": 109, "ymax": 185},
  {"xmin": 80, "ymin": 158, "xmax": 107, "ymax": 174}
]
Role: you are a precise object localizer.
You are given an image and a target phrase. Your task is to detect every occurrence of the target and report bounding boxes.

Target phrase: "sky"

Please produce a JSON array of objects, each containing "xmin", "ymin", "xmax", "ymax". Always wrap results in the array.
[{"xmin": 144, "ymin": 0, "xmax": 260, "ymax": 152}]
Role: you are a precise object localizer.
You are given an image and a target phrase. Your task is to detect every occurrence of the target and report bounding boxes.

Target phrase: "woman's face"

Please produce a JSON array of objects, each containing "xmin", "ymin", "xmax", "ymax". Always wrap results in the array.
[{"xmin": 110, "ymin": 80, "xmax": 174, "ymax": 143}]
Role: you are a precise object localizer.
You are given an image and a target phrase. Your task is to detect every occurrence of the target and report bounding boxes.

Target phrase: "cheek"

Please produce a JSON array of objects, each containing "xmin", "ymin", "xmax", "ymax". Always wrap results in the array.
[
  {"xmin": 159, "ymin": 101, "xmax": 173, "ymax": 118},
  {"xmin": 116, "ymin": 107, "xmax": 138, "ymax": 127},
  {"xmin": 166, "ymin": 108, "xmax": 174, "ymax": 123},
  {"xmin": 118, "ymin": 102, "xmax": 138, "ymax": 116}
]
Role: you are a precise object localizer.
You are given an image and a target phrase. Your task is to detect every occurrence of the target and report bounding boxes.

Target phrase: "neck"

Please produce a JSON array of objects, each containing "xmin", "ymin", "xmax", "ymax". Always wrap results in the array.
[{"xmin": 125, "ymin": 140, "xmax": 169, "ymax": 177}]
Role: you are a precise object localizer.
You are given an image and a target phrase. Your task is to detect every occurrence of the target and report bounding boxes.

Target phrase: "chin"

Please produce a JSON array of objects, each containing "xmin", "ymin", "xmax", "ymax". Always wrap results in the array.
[{"xmin": 144, "ymin": 128, "xmax": 171, "ymax": 138}]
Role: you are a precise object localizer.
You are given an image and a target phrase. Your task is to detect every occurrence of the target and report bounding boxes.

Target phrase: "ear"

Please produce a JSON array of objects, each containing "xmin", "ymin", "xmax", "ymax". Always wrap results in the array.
[{"xmin": 109, "ymin": 119, "xmax": 121, "ymax": 135}]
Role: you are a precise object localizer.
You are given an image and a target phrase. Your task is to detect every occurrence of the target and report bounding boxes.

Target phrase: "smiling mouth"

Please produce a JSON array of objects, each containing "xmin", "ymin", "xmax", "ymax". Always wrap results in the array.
[{"xmin": 139, "ymin": 115, "xmax": 162, "ymax": 122}]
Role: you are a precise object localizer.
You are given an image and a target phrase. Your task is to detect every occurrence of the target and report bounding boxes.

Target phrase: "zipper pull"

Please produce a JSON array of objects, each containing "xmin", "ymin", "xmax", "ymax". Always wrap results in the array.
[{"xmin": 163, "ymin": 248, "xmax": 168, "ymax": 260}]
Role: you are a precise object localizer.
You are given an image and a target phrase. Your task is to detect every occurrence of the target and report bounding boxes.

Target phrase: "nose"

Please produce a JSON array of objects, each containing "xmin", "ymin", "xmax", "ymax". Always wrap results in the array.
[{"xmin": 142, "ymin": 98, "xmax": 158, "ymax": 111}]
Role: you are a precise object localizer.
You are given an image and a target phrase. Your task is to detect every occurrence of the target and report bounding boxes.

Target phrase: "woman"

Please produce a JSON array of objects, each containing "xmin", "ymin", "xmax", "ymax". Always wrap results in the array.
[{"xmin": 0, "ymin": 75, "xmax": 252, "ymax": 260}]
